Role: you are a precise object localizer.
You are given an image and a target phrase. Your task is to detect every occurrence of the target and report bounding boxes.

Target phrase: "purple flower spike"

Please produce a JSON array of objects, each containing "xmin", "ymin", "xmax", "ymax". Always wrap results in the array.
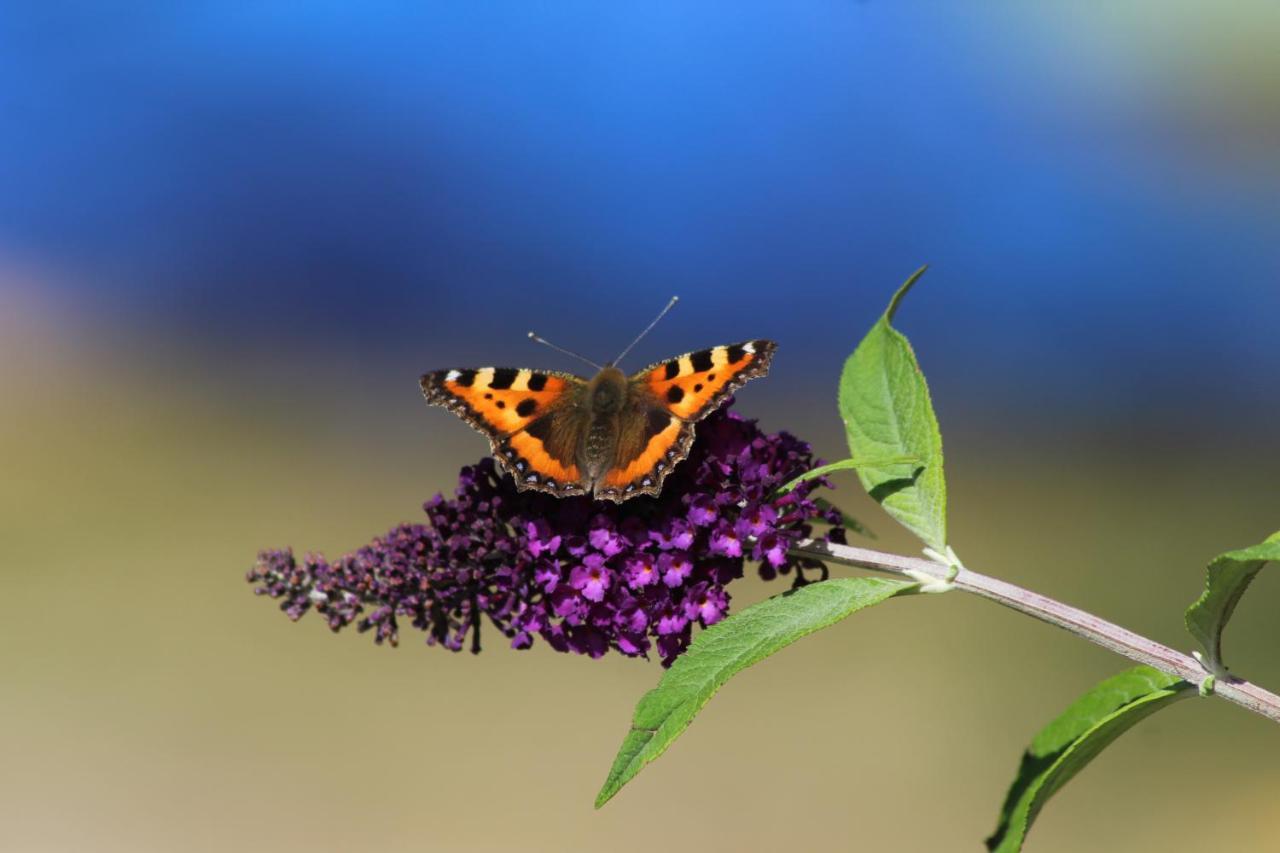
[
  {"xmin": 660, "ymin": 552, "xmax": 694, "ymax": 588},
  {"xmin": 246, "ymin": 405, "xmax": 848, "ymax": 666},
  {"xmin": 533, "ymin": 560, "xmax": 561, "ymax": 592},
  {"xmin": 656, "ymin": 608, "xmax": 689, "ymax": 635},
  {"xmin": 709, "ymin": 522, "xmax": 743, "ymax": 558},
  {"xmin": 526, "ymin": 520, "xmax": 562, "ymax": 557},
  {"xmin": 588, "ymin": 515, "xmax": 624, "ymax": 556},
  {"xmin": 739, "ymin": 502, "xmax": 778, "ymax": 538},
  {"xmin": 756, "ymin": 532, "xmax": 789, "ymax": 567},
  {"xmin": 683, "ymin": 582, "xmax": 729, "ymax": 626},
  {"xmin": 687, "ymin": 495, "xmax": 719, "ymax": 526},
  {"xmin": 571, "ymin": 554, "xmax": 611, "ymax": 602},
  {"xmin": 625, "ymin": 553, "xmax": 659, "ymax": 589}
]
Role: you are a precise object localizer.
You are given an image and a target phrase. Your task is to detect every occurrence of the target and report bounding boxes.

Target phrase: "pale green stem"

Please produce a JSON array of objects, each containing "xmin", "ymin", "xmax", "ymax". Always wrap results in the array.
[{"xmin": 790, "ymin": 538, "xmax": 1280, "ymax": 725}]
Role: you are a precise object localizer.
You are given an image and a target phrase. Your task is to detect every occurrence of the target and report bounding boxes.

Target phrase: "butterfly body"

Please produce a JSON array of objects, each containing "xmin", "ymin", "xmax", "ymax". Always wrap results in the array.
[
  {"xmin": 578, "ymin": 366, "xmax": 627, "ymax": 486},
  {"xmin": 421, "ymin": 340, "xmax": 775, "ymax": 502}
]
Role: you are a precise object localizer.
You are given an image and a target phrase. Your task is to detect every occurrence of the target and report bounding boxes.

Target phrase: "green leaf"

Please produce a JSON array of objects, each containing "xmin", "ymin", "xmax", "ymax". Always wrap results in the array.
[
  {"xmin": 1185, "ymin": 530, "xmax": 1280, "ymax": 672},
  {"xmin": 837, "ymin": 266, "xmax": 947, "ymax": 551},
  {"xmin": 778, "ymin": 455, "xmax": 921, "ymax": 495},
  {"xmin": 594, "ymin": 577, "xmax": 917, "ymax": 808},
  {"xmin": 986, "ymin": 666, "xmax": 1194, "ymax": 852}
]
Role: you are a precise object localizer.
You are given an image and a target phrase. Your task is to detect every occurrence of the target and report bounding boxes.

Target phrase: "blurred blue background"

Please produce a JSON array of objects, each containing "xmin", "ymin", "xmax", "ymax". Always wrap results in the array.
[
  {"xmin": 2, "ymin": 4, "xmax": 1278, "ymax": 852},
  {"xmin": 3, "ymin": 2, "xmax": 1277, "ymax": 431}
]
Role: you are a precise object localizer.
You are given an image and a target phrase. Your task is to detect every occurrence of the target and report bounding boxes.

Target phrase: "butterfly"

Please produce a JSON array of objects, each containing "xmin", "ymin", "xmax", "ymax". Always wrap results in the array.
[{"xmin": 420, "ymin": 298, "xmax": 775, "ymax": 502}]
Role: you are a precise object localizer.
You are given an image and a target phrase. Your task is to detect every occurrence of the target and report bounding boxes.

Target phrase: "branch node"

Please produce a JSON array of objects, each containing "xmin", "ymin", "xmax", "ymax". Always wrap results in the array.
[
  {"xmin": 786, "ymin": 537, "xmax": 1280, "ymax": 723},
  {"xmin": 915, "ymin": 545, "xmax": 963, "ymax": 593},
  {"xmin": 1192, "ymin": 650, "xmax": 1228, "ymax": 697}
]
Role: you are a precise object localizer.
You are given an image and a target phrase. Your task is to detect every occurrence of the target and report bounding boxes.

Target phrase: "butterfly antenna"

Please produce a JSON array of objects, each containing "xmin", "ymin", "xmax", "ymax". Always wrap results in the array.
[
  {"xmin": 527, "ymin": 331, "xmax": 604, "ymax": 371},
  {"xmin": 611, "ymin": 295, "xmax": 679, "ymax": 367}
]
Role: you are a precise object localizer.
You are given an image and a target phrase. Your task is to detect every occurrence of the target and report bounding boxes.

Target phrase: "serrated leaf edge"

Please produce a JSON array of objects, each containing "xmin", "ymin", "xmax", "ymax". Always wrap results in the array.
[{"xmin": 595, "ymin": 577, "xmax": 917, "ymax": 808}]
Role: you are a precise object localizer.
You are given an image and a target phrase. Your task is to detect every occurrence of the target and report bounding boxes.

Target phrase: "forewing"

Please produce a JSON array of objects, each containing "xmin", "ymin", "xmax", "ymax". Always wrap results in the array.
[
  {"xmin": 635, "ymin": 340, "xmax": 776, "ymax": 423},
  {"xmin": 420, "ymin": 367, "xmax": 589, "ymax": 496},
  {"xmin": 420, "ymin": 367, "xmax": 579, "ymax": 437}
]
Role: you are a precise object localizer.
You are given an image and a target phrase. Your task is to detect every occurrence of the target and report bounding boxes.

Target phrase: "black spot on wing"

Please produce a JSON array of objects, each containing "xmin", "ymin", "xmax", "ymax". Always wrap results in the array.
[
  {"xmin": 690, "ymin": 350, "xmax": 714, "ymax": 372},
  {"xmin": 516, "ymin": 398, "xmax": 537, "ymax": 417},
  {"xmin": 489, "ymin": 368, "xmax": 519, "ymax": 390},
  {"xmin": 454, "ymin": 369, "xmax": 477, "ymax": 388},
  {"xmin": 663, "ymin": 360, "xmax": 680, "ymax": 380},
  {"xmin": 666, "ymin": 386, "xmax": 684, "ymax": 404},
  {"xmin": 726, "ymin": 344, "xmax": 746, "ymax": 364},
  {"xmin": 527, "ymin": 373, "xmax": 548, "ymax": 392}
]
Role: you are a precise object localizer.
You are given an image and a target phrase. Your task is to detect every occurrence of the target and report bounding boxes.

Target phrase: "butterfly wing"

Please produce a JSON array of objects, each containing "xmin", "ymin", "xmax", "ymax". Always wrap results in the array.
[
  {"xmin": 594, "ymin": 340, "xmax": 777, "ymax": 502},
  {"xmin": 638, "ymin": 340, "xmax": 776, "ymax": 422},
  {"xmin": 420, "ymin": 367, "xmax": 590, "ymax": 497}
]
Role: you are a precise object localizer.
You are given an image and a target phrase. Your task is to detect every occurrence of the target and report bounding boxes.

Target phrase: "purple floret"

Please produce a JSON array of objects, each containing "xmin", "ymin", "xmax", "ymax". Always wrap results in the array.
[{"xmin": 247, "ymin": 406, "xmax": 848, "ymax": 666}]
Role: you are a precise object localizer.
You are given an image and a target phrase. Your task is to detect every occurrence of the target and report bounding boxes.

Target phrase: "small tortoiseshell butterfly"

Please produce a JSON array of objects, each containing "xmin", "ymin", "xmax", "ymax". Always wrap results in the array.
[{"xmin": 420, "ymin": 298, "xmax": 775, "ymax": 502}]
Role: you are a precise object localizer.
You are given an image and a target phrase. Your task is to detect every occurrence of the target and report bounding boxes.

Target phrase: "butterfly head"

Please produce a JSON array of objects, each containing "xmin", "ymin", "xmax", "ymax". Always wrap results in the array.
[{"xmin": 587, "ymin": 366, "xmax": 628, "ymax": 414}]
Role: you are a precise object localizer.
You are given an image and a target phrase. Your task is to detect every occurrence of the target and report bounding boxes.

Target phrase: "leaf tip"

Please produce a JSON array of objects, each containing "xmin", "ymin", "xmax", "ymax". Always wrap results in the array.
[
  {"xmin": 594, "ymin": 770, "xmax": 626, "ymax": 809},
  {"xmin": 884, "ymin": 264, "xmax": 930, "ymax": 323}
]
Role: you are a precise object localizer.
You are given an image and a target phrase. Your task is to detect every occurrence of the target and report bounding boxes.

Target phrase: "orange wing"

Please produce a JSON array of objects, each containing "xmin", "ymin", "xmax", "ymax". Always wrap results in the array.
[
  {"xmin": 420, "ymin": 367, "xmax": 589, "ymax": 497},
  {"xmin": 636, "ymin": 340, "xmax": 776, "ymax": 422},
  {"xmin": 594, "ymin": 409, "xmax": 695, "ymax": 503},
  {"xmin": 592, "ymin": 340, "xmax": 777, "ymax": 502}
]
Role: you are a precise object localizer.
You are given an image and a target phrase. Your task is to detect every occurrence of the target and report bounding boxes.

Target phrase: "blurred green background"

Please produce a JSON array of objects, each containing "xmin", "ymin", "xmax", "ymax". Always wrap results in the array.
[{"xmin": 3, "ymin": 3, "xmax": 1279, "ymax": 851}]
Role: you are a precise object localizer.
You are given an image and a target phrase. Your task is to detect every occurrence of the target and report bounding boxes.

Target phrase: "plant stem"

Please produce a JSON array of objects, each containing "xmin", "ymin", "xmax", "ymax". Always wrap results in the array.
[{"xmin": 790, "ymin": 538, "xmax": 1280, "ymax": 724}]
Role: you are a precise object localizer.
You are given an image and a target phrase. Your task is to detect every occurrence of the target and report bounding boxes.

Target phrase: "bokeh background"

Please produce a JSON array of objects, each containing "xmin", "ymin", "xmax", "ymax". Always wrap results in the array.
[{"xmin": 3, "ymin": 3, "xmax": 1279, "ymax": 851}]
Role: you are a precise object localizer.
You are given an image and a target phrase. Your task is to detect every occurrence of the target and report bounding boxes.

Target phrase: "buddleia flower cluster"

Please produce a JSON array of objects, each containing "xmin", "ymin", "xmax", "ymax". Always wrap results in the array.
[{"xmin": 246, "ymin": 405, "xmax": 848, "ymax": 665}]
